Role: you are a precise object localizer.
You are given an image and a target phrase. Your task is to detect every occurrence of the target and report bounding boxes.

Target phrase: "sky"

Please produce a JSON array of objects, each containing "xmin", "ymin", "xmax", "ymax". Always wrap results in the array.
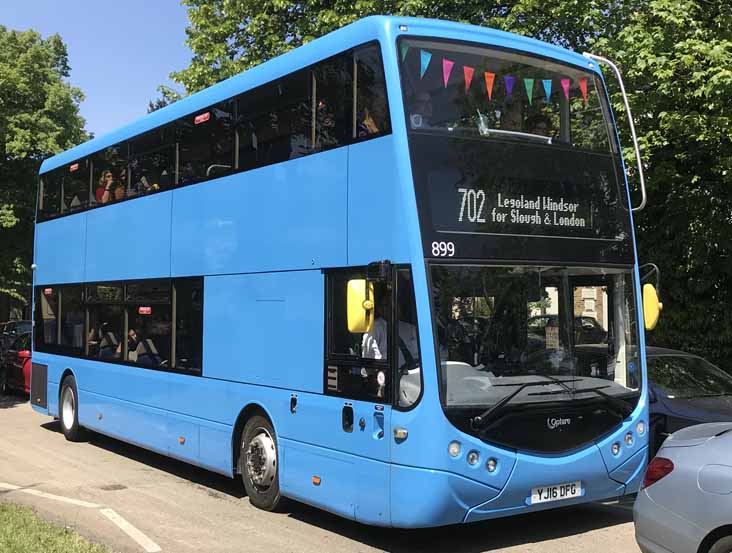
[{"xmin": 0, "ymin": 0, "xmax": 192, "ymax": 137}]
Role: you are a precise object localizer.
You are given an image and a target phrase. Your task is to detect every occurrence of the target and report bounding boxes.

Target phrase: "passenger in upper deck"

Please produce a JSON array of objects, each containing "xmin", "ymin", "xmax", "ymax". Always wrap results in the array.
[
  {"xmin": 409, "ymin": 91, "xmax": 433, "ymax": 129},
  {"xmin": 95, "ymin": 170, "xmax": 115, "ymax": 204},
  {"xmin": 113, "ymin": 183, "xmax": 126, "ymax": 202}
]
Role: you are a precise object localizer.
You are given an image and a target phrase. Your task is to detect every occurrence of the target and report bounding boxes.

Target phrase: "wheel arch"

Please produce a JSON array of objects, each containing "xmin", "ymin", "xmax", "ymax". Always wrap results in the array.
[
  {"xmin": 698, "ymin": 525, "xmax": 732, "ymax": 553},
  {"xmin": 231, "ymin": 402, "xmax": 277, "ymax": 475}
]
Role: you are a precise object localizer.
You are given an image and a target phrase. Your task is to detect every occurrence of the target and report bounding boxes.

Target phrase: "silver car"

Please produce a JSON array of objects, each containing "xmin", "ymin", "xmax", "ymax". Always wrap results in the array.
[{"xmin": 634, "ymin": 422, "xmax": 732, "ymax": 553}]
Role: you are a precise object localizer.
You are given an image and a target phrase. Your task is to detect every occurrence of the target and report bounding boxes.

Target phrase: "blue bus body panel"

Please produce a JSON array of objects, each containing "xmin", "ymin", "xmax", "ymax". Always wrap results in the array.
[
  {"xmin": 35, "ymin": 215, "xmax": 86, "ymax": 284},
  {"xmin": 86, "ymin": 191, "xmax": 172, "ymax": 282},
  {"xmin": 202, "ymin": 271, "xmax": 323, "ymax": 392},
  {"xmin": 171, "ymin": 149, "xmax": 347, "ymax": 277},
  {"xmin": 347, "ymin": 135, "xmax": 410, "ymax": 265}
]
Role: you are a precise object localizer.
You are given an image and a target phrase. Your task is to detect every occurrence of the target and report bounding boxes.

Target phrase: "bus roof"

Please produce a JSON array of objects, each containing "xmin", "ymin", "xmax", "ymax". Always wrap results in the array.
[{"xmin": 40, "ymin": 15, "xmax": 596, "ymax": 174}]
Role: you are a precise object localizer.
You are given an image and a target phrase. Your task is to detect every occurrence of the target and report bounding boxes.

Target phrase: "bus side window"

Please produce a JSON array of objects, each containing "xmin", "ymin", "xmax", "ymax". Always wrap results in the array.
[
  {"xmin": 38, "ymin": 171, "xmax": 62, "ymax": 221},
  {"xmin": 178, "ymin": 100, "xmax": 235, "ymax": 185},
  {"xmin": 395, "ymin": 269, "xmax": 422, "ymax": 409},
  {"xmin": 312, "ymin": 54, "xmax": 352, "ymax": 152},
  {"xmin": 355, "ymin": 44, "xmax": 390, "ymax": 139},
  {"xmin": 325, "ymin": 270, "xmax": 391, "ymax": 403},
  {"xmin": 62, "ymin": 159, "xmax": 91, "ymax": 213},
  {"xmin": 129, "ymin": 125, "xmax": 176, "ymax": 196}
]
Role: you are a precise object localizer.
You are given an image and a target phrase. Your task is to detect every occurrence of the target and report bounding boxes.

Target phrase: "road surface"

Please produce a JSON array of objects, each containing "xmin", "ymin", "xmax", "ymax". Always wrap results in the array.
[{"xmin": 0, "ymin": 394, "xmax": 641, "ymax": 553}]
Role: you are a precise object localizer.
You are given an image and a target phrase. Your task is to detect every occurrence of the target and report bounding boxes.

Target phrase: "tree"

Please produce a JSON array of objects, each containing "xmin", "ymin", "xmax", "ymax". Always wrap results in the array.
[
  {"xmin": 597, "ymin": 0, "xmax": 732, "ymax": 365},
  {"xmin": 148, "ymin": 84, "xmax": 184, "ymax": 113},
  {"xmin": 171, "ymin": 1, "xmax": 631, "ymax": 93},
  {"xmin": 0, "ymin": 27, "xmax": 87, "ymax": 311},
  {"xmin": 172, "ymin": 1, "xmax": 732, "ymax": 366}
]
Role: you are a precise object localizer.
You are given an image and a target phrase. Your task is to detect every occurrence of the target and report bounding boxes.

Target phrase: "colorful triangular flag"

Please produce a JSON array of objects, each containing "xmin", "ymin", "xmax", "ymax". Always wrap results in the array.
[
  {"xmin": 524, "ymin": 78, "xmax": 534, "ymax": 105},
  {"xmin": 400, "ymin": 43, "xmax": 409, "ymax": 61},
  {"xmin": 505, "ymin": 75, "xmax": 516, "ymax": 97},
  {"xmin": 561, "ymin": 78, "xmax": 571, "ymax": 100},
  {"xmin": 463, "ymin": 66, "xmax": 474, "ymax": 92},
  {"xmin": 442, "ymin": 59, "xmax": 454, "ymax": 88},
  {"xmin": 542, "ymin": 79, "xmax": 552, "ymax": 102},
  {"xmin": 420, "ymin": 50, "xmax": 432, "ymax": 78},
  {"xmin": 485, "ymin": 72, "xmax": 495, "ymax": 100},
  {"xmin": 578, "ymin": 77, "xmax": 589, "ymax": 104}
]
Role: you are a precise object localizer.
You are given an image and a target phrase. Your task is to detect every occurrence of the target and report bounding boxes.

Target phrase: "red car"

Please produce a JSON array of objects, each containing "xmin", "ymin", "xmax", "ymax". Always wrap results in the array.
[{"xmin": 0, "ymin": 332, "xmax": 31, "ymax": 394}]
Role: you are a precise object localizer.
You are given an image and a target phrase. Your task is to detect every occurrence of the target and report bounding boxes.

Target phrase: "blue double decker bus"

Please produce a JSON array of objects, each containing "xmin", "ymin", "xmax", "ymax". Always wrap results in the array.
[{"xmin": 31, "ymin": 16, "xmax": 659, "ymax": 527}]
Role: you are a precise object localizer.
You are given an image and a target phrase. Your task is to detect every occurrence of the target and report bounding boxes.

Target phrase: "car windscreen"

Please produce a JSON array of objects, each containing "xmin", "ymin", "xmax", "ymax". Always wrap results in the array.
[{"xmin": 648, "ymin": 355, "xmax": 732, "ymax": 399}]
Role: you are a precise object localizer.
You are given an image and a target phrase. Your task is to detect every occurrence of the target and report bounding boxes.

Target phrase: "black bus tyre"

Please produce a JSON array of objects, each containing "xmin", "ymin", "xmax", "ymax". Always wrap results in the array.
[
  {"xmin": 240, "ymin": 415, "xmax": 282, "ymax": 511},
  {"xmin": 0, "ymin": 369, "xmax": 7, "ymax": 396},
  {"xmin": 709, "ymin": 536, "xmax": 732, "ymax": 553},
  {"xmin": 60, "ymin": 376, "xmax": 84, "ymax": 442}
]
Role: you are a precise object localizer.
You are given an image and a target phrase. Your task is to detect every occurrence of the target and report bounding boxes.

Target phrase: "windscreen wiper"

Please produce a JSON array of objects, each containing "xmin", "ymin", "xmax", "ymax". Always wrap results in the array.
[
  {"xmin": 573, "ymin": 385, "xmax": 634, "ymax": 419},
  {"xmin": 471, "ymin": 378, "xmax": 575, "ymax": 430}
]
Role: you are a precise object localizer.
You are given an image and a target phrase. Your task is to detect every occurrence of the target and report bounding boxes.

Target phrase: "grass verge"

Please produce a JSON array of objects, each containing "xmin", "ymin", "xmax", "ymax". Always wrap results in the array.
[{"xmin": 0, "ymin": 503, "xmax": 111, "ymax": 553}]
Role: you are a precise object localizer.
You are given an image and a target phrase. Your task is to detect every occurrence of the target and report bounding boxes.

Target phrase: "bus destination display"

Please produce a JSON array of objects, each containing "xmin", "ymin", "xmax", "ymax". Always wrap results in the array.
[{"xmin": 458, "ymin": 189, "xmax": 592, "ymax": 230}]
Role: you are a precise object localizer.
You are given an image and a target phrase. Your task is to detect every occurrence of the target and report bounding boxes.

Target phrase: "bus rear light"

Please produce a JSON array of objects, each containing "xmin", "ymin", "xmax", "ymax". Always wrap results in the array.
[
  {"xmin": 138, "ymin": 306, "xmax": 152, "ymax": 315},
  {"xmin": 486, "ymin": 458, "xmax": 498, "ymax": 473},
  {"xmin": 642, "ymin": 457, "xmax": 674, "ymax": 489},
  {"xmin": 625, "ymin": 432, "xmax": 634, "ymax": 446},
  {"xmin": 611, "ymin": 442, "xmax": 621, "ymax": 456},
  {"xmin": 467, "ymin": 451, "xmax": 479, "ymax": 465},
  {"xmin": 637, "ymin": 421, "xmax": 646, "ymax": 436},
  {"xmin": 69, "ymin": 163, "xmax": 79, "ymax": 172}
]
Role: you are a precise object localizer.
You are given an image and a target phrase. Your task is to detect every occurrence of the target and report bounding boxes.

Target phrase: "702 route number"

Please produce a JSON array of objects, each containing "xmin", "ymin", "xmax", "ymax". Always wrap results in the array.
[{"xmin": 431, "ymin": 241, "xmax": 455, "ymax": 257}]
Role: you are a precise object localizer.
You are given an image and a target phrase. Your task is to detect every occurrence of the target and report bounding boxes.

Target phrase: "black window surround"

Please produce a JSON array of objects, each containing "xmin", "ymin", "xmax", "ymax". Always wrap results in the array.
[
  {"xmin": 323, "ymin": 264, "xmax": 423, "ymax": 410},
  {"xmin": 37, "ymin": 41, "xmax": 391, "ymax": 222},
  {"xmin": 34, "ymin": 277, "xmax": 204, "ymax": 376}
]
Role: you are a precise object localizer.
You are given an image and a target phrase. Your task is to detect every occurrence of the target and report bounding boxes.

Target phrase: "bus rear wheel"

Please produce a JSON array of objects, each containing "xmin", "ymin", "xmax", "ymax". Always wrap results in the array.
[
  {"xmin": 240, "ymin": 415, "xmax": 281, "ymax": 511},
  {"xmin": 60, "ymin": 376, "xmax": 84, "ymax": 442}
]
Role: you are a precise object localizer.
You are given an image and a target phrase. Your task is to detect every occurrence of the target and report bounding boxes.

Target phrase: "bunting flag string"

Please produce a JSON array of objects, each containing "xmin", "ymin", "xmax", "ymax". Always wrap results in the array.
[
  {"xmin": 484, "ymin": 72, "xmax": 495, "ymax": 100},
  {"xmin": 409, "ymin": 47, "xmax": 585, "ymax": 105},
  {"xmin": 463, "ymin": 66, "xmax": 474, "ymax": 92},
  {"xmin": 442, "ymin": 59, "xmax": 454, "ymax": 88},
  {"xmin": 578, "ymin": 77, "xmax": 588, "ymax": 104},
  {"xmin": 419, "ymin": 50, "xmax": 432, "ymax": 78},
  {"xmin": 504, "ymin": 75, "xmax": 516, "ymax": 97},
  {"xmin": 561, "ymin": 78, "xmax": 571, "ymax": 100},
  {"xmin": 542, "ymin": 79, "xmax": 552, "ymax": 102},
  {"xmin": 523, "ymin": 78, "xmax": 534, "ymax": 105}
]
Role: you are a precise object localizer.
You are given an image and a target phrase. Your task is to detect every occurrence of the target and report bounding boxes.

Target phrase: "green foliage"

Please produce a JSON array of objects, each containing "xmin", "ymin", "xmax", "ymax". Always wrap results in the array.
[
  {"xmin": 148, "ymin": 84, "xmax": 184, "ymax": 113},
  {"xmin": 0, "ymin": 27, "xmax": 86, "ymax": 304},
  {"xmin": 172, "ymin": 1, "xmax": 732, "ymax": 366}
]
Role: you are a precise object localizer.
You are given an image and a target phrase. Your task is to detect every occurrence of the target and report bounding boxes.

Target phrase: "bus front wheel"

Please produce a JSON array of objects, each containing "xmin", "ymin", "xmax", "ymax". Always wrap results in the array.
[
  {"xmin": 240, "ymin": 415, "xmax": 281, "ymax": 511},
  {"xmin": 60, "ymin": 376, "xmax": 84, "ymax": 442}
]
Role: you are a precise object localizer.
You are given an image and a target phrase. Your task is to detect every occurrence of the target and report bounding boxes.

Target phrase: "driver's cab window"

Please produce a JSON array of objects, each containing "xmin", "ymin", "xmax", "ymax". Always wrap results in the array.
[
  {"xmin": 326, "ymin": 268, "xmax": 391, "ymax": 402},
  {"xmin": 325, "ymin": 266, "xmax": 422, "ymax": 408}
]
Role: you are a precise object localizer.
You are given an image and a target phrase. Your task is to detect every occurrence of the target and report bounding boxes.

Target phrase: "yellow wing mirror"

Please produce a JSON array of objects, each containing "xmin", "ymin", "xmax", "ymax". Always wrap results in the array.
[
  {"xmin": 643, "ymin": 283, "xmax": 663, "ymax": 331},
  {"xmin": 347, "ymin": 279, "xmax": 375, "ymax": 333}
]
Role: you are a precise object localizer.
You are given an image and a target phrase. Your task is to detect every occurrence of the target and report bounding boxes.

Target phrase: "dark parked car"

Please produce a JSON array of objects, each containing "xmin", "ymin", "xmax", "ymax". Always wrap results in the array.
[
  {"xmin": 0, "ymin": 319, "xmax": 31, "ymax": 361},
  {"xmin": 647, "ymin": 346, "xmax": 732, "ymax": 455},
  {"xmin": 0, "ymin": 331, "xmax": 31, "ymax": 395}
]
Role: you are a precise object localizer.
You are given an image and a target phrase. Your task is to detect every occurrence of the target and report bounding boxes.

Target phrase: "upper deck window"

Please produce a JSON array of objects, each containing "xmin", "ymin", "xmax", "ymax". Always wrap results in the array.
[
  {"xmin": 93, "ymin": 145, "xmax": 128, "ymax": 205},
  {"xmin": 129, "ymin": 126, "xmax": 176, "ymax": 196},
  {"xmin": 62, "ymin": 159, "xmax": 91, "ymax": 213},
  {"xmin": 178, "ymin": 100, "xmax": 235, "ymax": 184},
  {"xmin": 355, "ymin": 45, "xmax": 391, "ymax": 139},
  {"xmin": 398, "ymin": 38, "xmax": 615, "ymax": 153}
]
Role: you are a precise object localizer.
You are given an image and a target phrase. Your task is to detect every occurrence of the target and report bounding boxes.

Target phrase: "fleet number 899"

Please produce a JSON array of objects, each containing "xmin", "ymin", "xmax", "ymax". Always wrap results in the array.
[{"xmin": 431, "ymin": 241, "xmax": 455, "ymax": 257}]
